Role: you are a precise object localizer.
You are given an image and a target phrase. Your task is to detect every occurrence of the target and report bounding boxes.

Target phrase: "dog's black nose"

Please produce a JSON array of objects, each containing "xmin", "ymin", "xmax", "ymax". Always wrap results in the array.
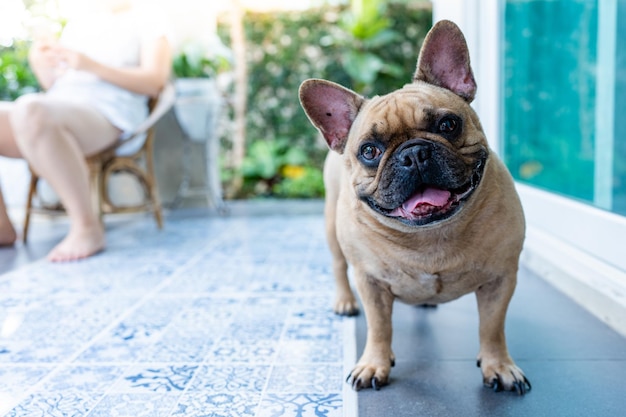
[{"xmin": 398, "ymin": 142, "xmax": 431, "ymax": 169}]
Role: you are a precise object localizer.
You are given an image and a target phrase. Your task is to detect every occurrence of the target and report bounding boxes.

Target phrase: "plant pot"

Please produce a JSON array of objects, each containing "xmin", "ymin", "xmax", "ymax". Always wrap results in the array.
[{"xmin": 173, "ymin": 78, "xmax": 222, "ymax": 142}]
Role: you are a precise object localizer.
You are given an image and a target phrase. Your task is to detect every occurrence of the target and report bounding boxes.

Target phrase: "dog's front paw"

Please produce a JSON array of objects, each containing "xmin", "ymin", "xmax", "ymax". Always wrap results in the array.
[
  {"xmin": 477, "ymin": 357, "xmax": 531, "ymax": 395},
  {"xmin": 346, "ymin": 355, "xmax": 395, "ymax": 391},
  {"xmin": 334, "ymin": 295, "xmax": 359, "ymax": 316}
]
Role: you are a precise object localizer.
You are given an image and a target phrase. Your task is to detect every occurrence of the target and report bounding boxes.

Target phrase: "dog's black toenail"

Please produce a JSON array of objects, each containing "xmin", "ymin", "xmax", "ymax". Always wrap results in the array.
[
  {"xmin": 372, "ymin": 377, "xmax": 380, "ymax": 391},
  {"xmin": 524, "ymin": 376, "xmax": 532, "ymax": 392},
  {"xmin": 492, "ymin": 374, "xmax": 502, "ymax": 392}
]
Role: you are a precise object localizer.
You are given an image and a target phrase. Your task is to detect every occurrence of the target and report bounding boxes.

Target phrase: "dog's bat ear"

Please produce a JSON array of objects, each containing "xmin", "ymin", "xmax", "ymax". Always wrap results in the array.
[
  {"xmin": 413, "ymin": 20, "xmax": 477, "ymax": 102},
  {"xmin": 299, "ymin": 79, "xmax": 365, "ymax": 153}
]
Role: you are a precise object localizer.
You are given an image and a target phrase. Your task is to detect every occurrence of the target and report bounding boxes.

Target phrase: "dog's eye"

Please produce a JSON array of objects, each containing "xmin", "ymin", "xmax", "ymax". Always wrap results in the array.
[
  {"xmin": 438, "ymin": 117, "xmax": 458, "ymax": 133},
  {"xmin": 360, "ymin": 144, "xmax": 382, "ymax": 161}
]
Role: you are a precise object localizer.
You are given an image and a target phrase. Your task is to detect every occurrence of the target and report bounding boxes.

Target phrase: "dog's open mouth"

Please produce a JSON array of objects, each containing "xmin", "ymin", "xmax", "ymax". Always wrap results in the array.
[{"xmin": 366, "ymin": 173, "xmax": 481, "ymax": 226}]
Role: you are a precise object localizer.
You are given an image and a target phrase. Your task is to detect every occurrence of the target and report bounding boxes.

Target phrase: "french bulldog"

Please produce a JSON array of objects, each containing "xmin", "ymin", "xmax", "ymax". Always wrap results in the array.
[{"xmin": 298, "ymin": 20, "xmax": 530, "ymax": 395}]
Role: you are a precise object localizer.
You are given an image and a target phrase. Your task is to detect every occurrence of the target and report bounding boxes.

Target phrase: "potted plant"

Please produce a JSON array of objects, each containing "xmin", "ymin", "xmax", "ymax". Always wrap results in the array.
[{"xmin": 172, "ymin": 35, "xmax": 232, "ymax": 141}]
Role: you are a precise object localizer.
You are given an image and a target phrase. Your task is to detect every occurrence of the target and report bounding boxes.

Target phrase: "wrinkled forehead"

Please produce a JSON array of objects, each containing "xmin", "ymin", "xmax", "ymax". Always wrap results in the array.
[{"xmin": 351, "ymin": 83, "xmax": 466, "ymax": 139}]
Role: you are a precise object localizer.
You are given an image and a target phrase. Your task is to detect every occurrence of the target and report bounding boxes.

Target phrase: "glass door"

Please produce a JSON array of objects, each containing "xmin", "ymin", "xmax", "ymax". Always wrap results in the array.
[{"xmin": 502, "ymin": 0, "xmax": 625, "ymax": 217}]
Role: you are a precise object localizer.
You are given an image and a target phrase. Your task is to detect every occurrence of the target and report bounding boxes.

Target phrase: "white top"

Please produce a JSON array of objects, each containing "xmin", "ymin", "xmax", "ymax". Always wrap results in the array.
[{"xmin": 47, "ymin": 8, "xmax": 169, "ymax": 154}]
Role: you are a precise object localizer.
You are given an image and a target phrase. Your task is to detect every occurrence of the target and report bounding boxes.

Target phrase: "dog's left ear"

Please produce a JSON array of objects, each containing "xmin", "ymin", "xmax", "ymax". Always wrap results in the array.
[
  {"xmin": 299, "ymin": 79, "xmax": 365, "ymax": 154},
  {"xmin": 414, "ymin": 20, "xmax": 477, "ymax": 102}
]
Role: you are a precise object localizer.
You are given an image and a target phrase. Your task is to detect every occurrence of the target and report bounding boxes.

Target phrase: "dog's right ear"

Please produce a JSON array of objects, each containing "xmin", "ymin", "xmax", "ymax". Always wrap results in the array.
[{"xmin": 299, "ymin": 79, "xmax": 365, "ymax": 154}]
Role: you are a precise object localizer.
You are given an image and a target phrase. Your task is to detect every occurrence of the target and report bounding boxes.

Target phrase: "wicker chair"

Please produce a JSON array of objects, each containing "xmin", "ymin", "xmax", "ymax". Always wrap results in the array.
[{"xmin": 22, "ymin": 83, "xmax": 176, "ymax": 243}]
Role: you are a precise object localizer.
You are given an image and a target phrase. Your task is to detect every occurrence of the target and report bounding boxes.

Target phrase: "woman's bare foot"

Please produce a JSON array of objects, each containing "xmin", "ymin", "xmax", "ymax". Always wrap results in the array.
[
  {"xmin": 0, "ymin": 219, "xmax": 17, "ymax": 247},
  {"xmin": 47, "ymin": 223, "xmax": 105, "ymax": 262}
]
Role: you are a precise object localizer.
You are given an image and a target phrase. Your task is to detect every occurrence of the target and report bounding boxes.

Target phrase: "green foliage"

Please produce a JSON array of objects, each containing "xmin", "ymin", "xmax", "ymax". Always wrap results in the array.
[
  {"xmin": 1, "ymin": 3, "xmax": 432, "ymax": 200},
  {"xmin": 273, "ymin": 166, "xmax": 325, "ymax": 198},
  {"xmin": 239, "ymin": 138, "xmax": 324, "ymax": 197},
  {"xmin": 339, "ymin": 0, "xmax": 405, "ymax": 93},
  {"xmin": 224, "ymin": 2, "xmax": 432, "ymax": 198},
  {"xmin": 172, "ymin": 53, "xmax": 213, "ymax": 78},
  {"xmin": 172, "ymin": 39, "xmax": 232, "ymax": 78},
  {"xmin": 0, "ymin": 41, "xmax": 40, "ymax": 100},
  {"xmin": 242, "ymin": 139, "xmax": 307, "ymax": 180}
]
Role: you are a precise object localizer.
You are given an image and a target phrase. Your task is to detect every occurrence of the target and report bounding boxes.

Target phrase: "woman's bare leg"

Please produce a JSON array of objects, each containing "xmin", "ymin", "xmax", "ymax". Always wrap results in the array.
[
  {"xmin": 0, "ymin": 185, "xmax": 17, "ymax": 246},
  {"xmin": 0, "ymin": 104, "xmax": 21, "ymax": 246},
  {"xmin": 9, "ymin": 94, "xmax": 120, "ymax": 261}
]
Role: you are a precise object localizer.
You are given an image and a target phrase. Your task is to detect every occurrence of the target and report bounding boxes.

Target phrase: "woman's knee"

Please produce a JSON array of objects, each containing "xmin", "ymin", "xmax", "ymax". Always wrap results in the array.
[{"xmin": 9, "ymin": 95, "xmax": 60, "ymax": 147}]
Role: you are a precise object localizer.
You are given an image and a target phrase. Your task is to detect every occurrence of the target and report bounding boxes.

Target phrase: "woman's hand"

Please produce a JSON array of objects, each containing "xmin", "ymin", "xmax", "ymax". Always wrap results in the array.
[
  {"xmin": 28, "ymin": 39, "xmax": 65, "ymax": 90},
  {"xmin": 53, "ymin": 46, "xmax": 96, "ymax": 73},
  {"xmin": 31, "ymin": 41, "xmax": 60, "ymax": 67},
  {"xmin": 29, "ymin": 35, "xmax": 171, "ymax": 97},
  {"xmin": 69, "ymin": 36, "xmax": 172, "ymax": 97}
]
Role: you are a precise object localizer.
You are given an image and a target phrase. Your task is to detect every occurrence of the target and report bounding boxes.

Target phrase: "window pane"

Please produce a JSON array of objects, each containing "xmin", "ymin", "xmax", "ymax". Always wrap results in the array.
[
  {"xmin": 503, "ymin": 0, "xmax": 598, "ymax": 203},
  {"xmin": 613, "ymin": 1, "xmax": 626, "ymax": 215}
]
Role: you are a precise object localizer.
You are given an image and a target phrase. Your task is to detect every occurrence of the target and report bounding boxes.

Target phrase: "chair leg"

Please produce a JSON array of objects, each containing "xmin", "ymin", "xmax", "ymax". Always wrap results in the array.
[
  {"xmin": 22, "ymin": 173, "xmax": 39, "ymax": 244},
  {"xmin": 144, "ymin": 140, "xmax": 163, "ymax": 229},
  {"xmin": 88, "ymin": 160, "xmax": 104, "ymax": 225}
]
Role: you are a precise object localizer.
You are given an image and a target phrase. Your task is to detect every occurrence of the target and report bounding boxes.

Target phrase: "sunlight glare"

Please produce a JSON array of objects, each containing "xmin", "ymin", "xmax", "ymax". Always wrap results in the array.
[{"xmin": 0, "ymin": 0, "xmax": 27, "ymax": 46}]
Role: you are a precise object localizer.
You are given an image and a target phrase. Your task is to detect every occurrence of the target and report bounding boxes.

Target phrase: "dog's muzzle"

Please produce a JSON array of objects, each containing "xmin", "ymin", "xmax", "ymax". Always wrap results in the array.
[{"xmin": 363, "ymin": 141, "xmax": 487, "ymax": 227}]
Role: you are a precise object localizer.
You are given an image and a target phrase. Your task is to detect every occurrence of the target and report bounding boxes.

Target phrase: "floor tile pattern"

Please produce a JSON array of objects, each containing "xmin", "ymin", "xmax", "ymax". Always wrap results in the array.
[{"xmin": 0, "ymin": 214, "xmax": 353, "ymax": 416}]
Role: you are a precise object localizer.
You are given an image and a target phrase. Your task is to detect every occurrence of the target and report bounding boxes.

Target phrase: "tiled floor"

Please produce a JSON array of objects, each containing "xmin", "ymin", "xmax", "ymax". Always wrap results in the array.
[
  {"xmin": 0, "ymin": 202, "xmax": 355, "ymax": 417},
  {"xmin": 1, "ymin": 201, "xmax": 626, "ymax": 417}
]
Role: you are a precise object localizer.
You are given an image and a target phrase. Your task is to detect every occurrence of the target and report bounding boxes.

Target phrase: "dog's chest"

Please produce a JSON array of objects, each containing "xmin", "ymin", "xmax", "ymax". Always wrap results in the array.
[
  {"xmin": 382, "ymin": 266, "xmax": 468, "ymax": 304},
  {"xmin": 344, "ymin": 240, "xmax": 472, "ymax": 303},
  {"xmin": 398, "ymin": 270, "xmax": 445, "ymax": 298}
]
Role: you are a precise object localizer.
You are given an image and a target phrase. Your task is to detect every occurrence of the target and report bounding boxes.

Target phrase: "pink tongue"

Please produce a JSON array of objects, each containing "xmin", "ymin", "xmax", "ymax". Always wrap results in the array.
[{"xmin": 399, "ymin": 188, "xmax": 451, "ymax": 213}]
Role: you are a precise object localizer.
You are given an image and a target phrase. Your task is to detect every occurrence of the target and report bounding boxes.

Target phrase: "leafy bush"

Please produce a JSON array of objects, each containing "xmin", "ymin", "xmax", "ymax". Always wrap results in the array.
[
  {"xmin": 0, "ymin": 41, "xmax": 39, "ymax": 100},
  {"xmin": 172, "ymin": 36, "xmax": 233, "ymax": 78},
  {"xmin": 273, "ymin": 165, "xmax": 325, "ymax": 198},
  {"xmin": 236, "ymin": 137, "xmax": 326, "ymax": 199},
  {"xmin": 1, "ymin": 3, "xmax": 432, "ymax": 200},
  {"xmin": 222, "ymin": 2, "xmax": 432, "ymax": 199}
]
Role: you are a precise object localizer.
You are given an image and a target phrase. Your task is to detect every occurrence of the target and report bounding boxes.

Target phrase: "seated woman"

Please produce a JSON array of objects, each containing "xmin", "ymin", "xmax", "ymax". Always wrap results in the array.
[{"xmin": 0, "ymin": 0, "xmax": 171, "ymax": 261}]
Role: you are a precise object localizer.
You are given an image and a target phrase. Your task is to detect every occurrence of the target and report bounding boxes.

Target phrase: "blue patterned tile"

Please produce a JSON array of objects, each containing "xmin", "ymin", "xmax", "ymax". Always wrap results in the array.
[
  {"xmin": 284, "ymin": 322, "xmax": 342, "ymax": 342},
  {"xmin": 187, "ymin": 365, "xmax": 270, "ymax": 392},
  {"xmin": 266, "ymin": 365, "xmax": 343, "ymax": 393},
  {"xmin": 205, "ymin": 338, "xmax": 278, "ymax": 364},
  {"xmin": 0, "ymin": 339, "xmax": 78, "ymax": 363},
  {"xmin": 0, "ymin": 366, "xmax": 51, "ymax": 413},
  {"xmin": 77, "ymin": 298, "xmax": 186, "ymax": 363},
  {"xmin": 276, "ymin": 340, "xmax": 342, "ymax": 364},
  {"xmin": 0, "ymin": 211, "xmax": 352, "ymax": 417},
  {"xmin": 0, "ymin": 366, "xmax": 50, "ymax": 394},
  {"xmin": 112, "ymin": 365, "xmax": 199, "ymax": 393},
  {"xmin": 227, "ymin": 320, "xmax": 285, "ymax": 341},
  {"xmin": 142, "ymin": 335, "xmax": 215, "ymax": 363},
  {"xmin": 43, "ymin": 366, "xmax": 123, "ymax": 392},
  {"xmin": 256, "ymin": 393, "xmax": 342, "ymax": 417},
  {"xmin": 171, "ymin": 392, "xmax": 261, "ymax": 417},
  {"xmin": 88, "ymin": 394, "xmax": 179, "ymax": 417},
  {"xmin": 6, "ymin": 391, "xmax": 102, "ymax": 417}
]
